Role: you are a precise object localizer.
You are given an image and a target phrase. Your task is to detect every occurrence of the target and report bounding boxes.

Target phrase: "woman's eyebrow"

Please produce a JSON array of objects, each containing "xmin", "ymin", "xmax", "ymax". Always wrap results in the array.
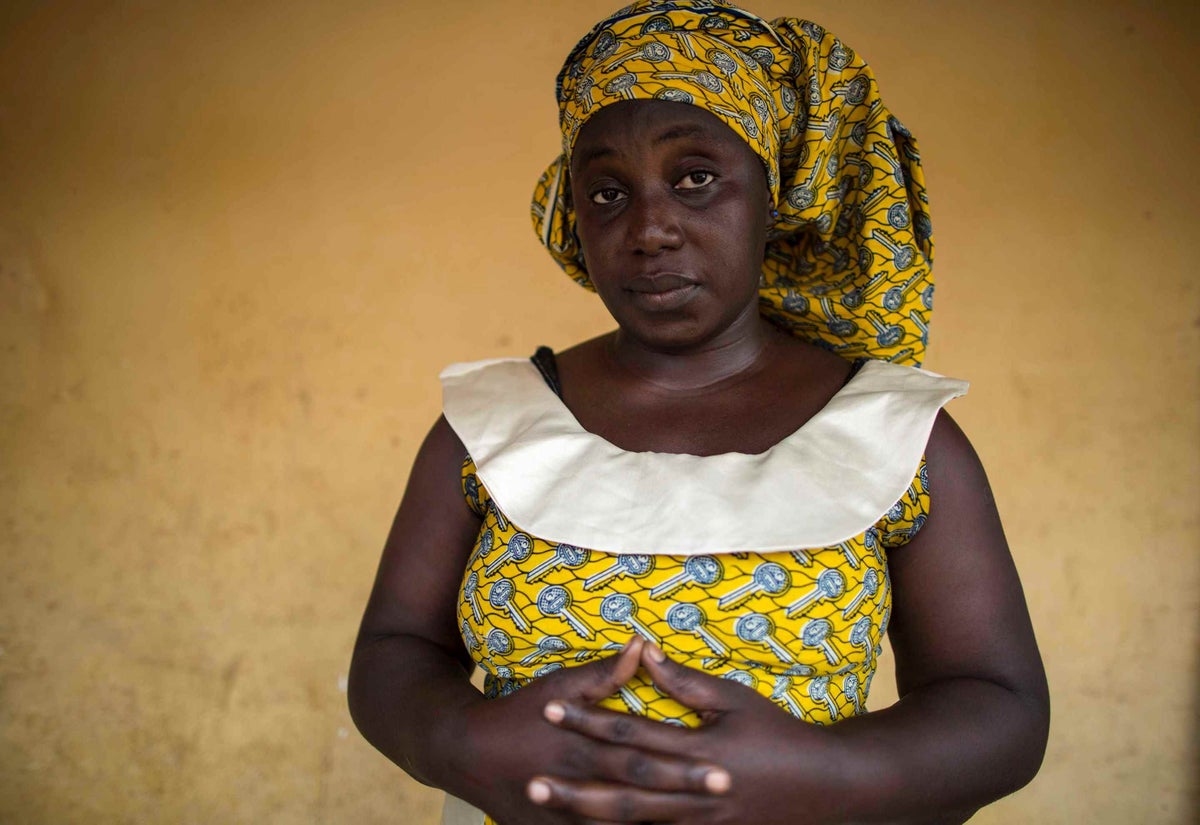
[
  {"xmin": 574, "ymin": 145, "xmax": 616, "ymax": 168},
  {"xmin": 653, "ymin": 124, "xmax": 706, "ymax": 145}
]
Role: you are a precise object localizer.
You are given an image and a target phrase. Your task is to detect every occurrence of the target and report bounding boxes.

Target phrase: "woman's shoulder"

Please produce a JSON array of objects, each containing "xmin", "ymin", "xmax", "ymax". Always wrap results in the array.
[
  {"xmin": 765, "ymin": 330, "xmax": 860, "ymax": 398},
  {"xmin": 548, "ymin": 332, "xmax": 615, "ymax": 386},
  {"xmin": 922, "ymin": 407, "xmax": 990, "ymax": 504}
]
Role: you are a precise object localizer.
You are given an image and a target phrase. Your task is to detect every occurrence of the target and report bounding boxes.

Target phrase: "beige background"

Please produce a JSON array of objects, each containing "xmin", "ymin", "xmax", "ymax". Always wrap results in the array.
[{"xmin": 1, "ymin": 0, "xmax": 1197, "ymax": 822}]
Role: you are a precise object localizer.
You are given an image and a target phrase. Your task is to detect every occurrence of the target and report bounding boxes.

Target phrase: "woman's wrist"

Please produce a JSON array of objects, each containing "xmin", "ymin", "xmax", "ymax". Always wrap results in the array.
[
  {"xmin": 778, "ymin": 716, "xmax": 885, "ymax": 825},
  {"xmin": 422, "ymin": 690, "xmax": 501, "ymax": 801},
  {"xmin": 819, "ymin": 714, "xmax": 902, "ymax": 823}
]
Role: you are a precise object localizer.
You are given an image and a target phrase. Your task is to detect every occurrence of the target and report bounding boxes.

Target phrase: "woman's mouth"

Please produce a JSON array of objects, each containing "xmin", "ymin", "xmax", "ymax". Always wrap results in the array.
[{"xmin": 626, "ymin": 274, "xmax": 700, "ymax": 311}]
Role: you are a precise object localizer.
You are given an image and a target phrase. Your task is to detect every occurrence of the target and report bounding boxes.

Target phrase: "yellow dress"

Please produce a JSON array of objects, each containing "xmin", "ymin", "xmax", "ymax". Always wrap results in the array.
[
  {"xmin": 457, "ymin": 454, "xmax": 925, "ymax": 726},
  {"xmin": 440, "ymin": 354, "xmax": 965, "ymax": 825}
]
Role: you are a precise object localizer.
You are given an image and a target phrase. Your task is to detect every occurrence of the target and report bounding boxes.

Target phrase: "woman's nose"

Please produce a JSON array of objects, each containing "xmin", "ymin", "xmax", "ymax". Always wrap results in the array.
[{"xmin": 627, "ymin": 191, "xmax": 683, "ymax": 255}]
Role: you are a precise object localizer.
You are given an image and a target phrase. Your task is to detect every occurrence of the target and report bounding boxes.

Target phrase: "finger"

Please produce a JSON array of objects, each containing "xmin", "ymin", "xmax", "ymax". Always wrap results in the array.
[
  {"xmin": 549, "ymin": 720, "xmax": 729, "ymax": 794},
  {"xmin": 528, "ymin": 775, "xmax": 718, "ymax": 822},
  {"xmin": 546, "ymin": 701, "xmax": 698, "ymax": 762},
  {"xmin": 586, "ymin": 746, "xmax": 729, "ymax": 795},
  {"xmin": 640, "ymin": 642, "xmax": 738, "ymax": 714},
  {"xmin": 560, "ymin": 635, "xmax": 644, "ymax": 704}
]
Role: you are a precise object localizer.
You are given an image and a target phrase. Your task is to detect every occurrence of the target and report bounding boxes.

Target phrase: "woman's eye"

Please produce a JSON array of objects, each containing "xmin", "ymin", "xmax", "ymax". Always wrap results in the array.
[
  {"xmin": 676, "ymin": 170, "xmax": 715, "ymax": 190},
  {"xmin": 590, "ymin": 188, "xmax": 625, "ymax": 205}
]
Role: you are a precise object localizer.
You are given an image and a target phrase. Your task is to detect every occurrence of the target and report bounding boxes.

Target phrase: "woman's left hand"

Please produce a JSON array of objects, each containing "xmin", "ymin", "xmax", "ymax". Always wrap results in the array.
[{"xmin": 528, "ymin": 642, "xmax": 850, "ymax": 825}]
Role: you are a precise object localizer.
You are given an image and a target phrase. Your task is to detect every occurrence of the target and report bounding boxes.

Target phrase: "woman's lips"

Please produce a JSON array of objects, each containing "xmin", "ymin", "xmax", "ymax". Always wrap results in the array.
[{"xmin": 626, "ymin": 274, "xmax": 699, "ymax": 311}]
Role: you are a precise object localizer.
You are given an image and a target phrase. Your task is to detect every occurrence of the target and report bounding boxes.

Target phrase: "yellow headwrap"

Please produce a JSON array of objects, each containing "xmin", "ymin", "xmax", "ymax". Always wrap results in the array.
[{"xmin": 532, "ymin": 0, "xmax": 934, "ymax": 366}]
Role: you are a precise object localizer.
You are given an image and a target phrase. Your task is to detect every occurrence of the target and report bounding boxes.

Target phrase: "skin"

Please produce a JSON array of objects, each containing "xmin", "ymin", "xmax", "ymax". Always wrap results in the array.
[{"xmin": 349, "ymin": 100, "xmax": 1049, "ymax": 824}]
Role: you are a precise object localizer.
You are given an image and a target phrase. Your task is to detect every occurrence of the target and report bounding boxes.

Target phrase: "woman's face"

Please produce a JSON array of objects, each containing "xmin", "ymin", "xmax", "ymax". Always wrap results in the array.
[{"xmin": 569, "ymin": 100, "xmax": 772, "ymax": 352}]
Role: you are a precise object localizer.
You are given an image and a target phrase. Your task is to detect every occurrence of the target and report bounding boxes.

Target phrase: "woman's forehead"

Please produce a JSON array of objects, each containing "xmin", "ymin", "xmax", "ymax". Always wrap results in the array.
[{"xmin": 571, "ymin": 100, "xmax": 750, "ymax": 165}]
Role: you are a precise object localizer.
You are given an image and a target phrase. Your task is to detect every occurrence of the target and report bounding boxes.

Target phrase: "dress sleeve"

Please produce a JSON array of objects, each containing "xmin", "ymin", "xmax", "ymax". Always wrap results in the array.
[
  {"xmin": 877, "ymin": 455, "xmax": 930, "ymax": 549},
  {"xmin": 461, "ymin": 453, "xmax": 491, "ymax": 518}
]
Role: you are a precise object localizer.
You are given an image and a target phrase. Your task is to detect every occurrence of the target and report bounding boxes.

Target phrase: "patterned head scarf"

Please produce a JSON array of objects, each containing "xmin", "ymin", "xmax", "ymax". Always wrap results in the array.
[{"xmin": 532, "ymin": 0, "xmax": 934, "ymax": 366}]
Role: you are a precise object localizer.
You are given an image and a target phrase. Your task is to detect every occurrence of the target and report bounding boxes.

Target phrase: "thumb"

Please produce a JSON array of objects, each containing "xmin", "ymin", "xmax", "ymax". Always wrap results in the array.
[
  {"xmin": 640, "ymin": 642, "xmax": 734, "ymax": 714},
  {"xmin": 551, "ymin": 635, "xmax": 644, "ymax": 704}
]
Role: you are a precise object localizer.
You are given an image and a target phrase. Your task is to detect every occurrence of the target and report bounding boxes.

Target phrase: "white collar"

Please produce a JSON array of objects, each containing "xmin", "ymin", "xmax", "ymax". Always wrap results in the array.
[{"xmin": 441, "ymin": 357, "xmax": 967, "ymax": 556}]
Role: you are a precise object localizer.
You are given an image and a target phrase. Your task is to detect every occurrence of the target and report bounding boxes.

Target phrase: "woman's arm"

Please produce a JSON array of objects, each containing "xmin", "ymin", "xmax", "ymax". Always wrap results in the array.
[
  {"xmin": 348, "ymin": 416, "xmax": 728, "ymax": 823},
  {"xmin": 837, "ymin": 409, "xmax": 1050, "ymax": 821},
  {"xmin": 528, "ymin": 410, "xmax": 1049, "ymax": 824},
  {"xmin": 347, "ymin": 415, "xmax": 489, "ymax": 787}
]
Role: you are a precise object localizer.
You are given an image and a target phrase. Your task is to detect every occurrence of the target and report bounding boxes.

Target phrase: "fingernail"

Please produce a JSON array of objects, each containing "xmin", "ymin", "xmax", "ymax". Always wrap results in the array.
[
  {"xmin": 543, "ymin": 701, "xmax": 565, "ymax": 723},
  {"xmin": 527, "ymin": 778, "xmax": 551, "ymax": 804},
  {"xmin": 705, "ymin": 769, "xmax": 732, "ymax": 794},
  {"xmin": 645, "ymin": 642, "xmax": 666, "ymax": 663}
]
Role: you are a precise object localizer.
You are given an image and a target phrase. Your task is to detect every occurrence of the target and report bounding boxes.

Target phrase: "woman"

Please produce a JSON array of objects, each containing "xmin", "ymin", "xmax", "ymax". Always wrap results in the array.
[{"xmin": 349, "ymin": 2, "xmax": 1049, "ymax": 823}]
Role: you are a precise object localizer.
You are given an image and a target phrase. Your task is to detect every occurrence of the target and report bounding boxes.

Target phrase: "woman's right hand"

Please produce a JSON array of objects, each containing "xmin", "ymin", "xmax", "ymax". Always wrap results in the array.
[{"xmin": 444, "ymin": 636, "xmax": 730, "ymax": 825}]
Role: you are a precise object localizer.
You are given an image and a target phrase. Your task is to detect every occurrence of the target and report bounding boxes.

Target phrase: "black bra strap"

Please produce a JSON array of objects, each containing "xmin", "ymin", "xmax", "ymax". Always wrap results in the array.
[
  {"xmin": 843, "ymin": 357, "xmax": 868, "ymax": 387},
  {"xmin": 530, "ymin": 346, "xmax": 564, "ymax": 399}
]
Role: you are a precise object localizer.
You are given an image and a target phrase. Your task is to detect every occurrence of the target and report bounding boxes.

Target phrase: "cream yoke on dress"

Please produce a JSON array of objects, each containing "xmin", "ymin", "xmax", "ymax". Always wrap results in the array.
[
  {"xmin": 440, "ymin": 357, "xmax": 968, "ymax": 556},
  {"xmin": 438, "ymin": 357, "xmax": 966, "ymax": 825}
]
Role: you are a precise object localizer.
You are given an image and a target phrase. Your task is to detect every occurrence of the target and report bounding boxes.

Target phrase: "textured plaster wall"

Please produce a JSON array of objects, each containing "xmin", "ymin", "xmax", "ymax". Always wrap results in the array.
[{"xmin": 1, "ymin": 1, "xmax": 1196, "ymax": 822}]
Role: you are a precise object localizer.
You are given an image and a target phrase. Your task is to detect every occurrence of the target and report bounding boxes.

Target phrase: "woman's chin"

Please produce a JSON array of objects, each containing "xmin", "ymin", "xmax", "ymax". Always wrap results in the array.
[{"xmin": 613, "ymin": 316, "xmax": 735, "ymax": 354}]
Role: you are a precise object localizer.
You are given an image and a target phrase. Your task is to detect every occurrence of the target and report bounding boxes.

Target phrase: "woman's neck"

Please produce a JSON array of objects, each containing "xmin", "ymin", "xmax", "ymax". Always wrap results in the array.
[{"xmin": 606, "ymin": 316, "xmax": 777, "ymax": 394}]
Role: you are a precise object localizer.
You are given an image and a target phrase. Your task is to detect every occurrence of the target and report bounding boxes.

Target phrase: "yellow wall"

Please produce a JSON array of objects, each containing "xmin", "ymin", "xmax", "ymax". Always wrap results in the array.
[{"xmin": 1, "ymin": 1, "xmax": 1196, "ymax": 821}]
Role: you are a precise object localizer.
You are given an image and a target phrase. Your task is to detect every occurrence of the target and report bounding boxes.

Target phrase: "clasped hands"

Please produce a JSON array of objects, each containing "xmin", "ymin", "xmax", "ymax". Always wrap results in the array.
[{"xmin": 462, "ymin": 635, "xmax": 848, "ymax": 825}]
